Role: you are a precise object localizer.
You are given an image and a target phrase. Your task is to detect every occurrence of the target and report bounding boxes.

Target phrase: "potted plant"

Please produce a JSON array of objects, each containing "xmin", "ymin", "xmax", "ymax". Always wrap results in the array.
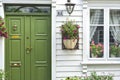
[
  {"xmin": 110, "ymin": 43, "xmax": 120, "ymax": 57},
  {"xmin": 61, "ymin": 19, "xmax": 80, "ymax": 49},
  {"xmin": 90, "ymin": 40, "xmax": 104, "ymax": 58}
]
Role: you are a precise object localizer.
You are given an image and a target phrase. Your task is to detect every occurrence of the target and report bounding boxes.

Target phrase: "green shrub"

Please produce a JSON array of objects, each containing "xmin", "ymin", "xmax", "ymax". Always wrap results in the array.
[{"xmin": 62, "ymin": 72, "xmax": 113, "ymax": 80}]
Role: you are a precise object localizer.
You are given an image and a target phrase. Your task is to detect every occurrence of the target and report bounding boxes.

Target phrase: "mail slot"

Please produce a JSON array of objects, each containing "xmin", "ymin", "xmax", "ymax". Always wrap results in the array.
[{"xmin": 10, "ymin": 63, "xmax": 21, "ymax": 67}]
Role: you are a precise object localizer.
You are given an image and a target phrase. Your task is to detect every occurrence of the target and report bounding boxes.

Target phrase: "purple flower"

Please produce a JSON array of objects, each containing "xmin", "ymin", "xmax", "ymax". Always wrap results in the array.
[
  {"xmin": 0, "ymin": 31, "xmax": 2, "ymax": 34},
  {"xmin": 63, "ymin": 37, "xmax": 67, "ymax": 40},
  {"xmin": 2, "ymin": 27, "xmax": 6, "ymax": 31}
]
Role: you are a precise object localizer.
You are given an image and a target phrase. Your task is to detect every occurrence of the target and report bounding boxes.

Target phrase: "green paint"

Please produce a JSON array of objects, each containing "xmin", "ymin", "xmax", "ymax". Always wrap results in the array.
[{"xmin": 5, "ymin": 15, "xmax": 51, "ymax": 80}]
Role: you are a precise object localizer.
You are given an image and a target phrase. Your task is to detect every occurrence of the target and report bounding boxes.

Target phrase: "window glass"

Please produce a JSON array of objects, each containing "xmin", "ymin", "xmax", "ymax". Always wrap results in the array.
[
  {"xmin": 90, "ymin": 9, "xmax": 104, "ymax": 58},
  {"xmin": 109, "ymin": 10, "xmax": 120, "ymax": 58},
  {"xmin": 5, "ymin": 6, "xmax": 50, "ymax": 13}
]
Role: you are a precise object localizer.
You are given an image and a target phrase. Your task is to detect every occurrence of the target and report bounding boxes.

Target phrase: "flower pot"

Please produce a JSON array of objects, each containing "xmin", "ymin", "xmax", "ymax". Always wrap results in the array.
[
  {"xmin": 91, "ymin": 54, "xmax": 98, "ymax": 58},
  {"xmin": 63, "ymin": 39, "xmax": 77, "ymax": 49},
  {"xmin": 110, "ymin": 54, "xmax": 116, "ymax": 57}
]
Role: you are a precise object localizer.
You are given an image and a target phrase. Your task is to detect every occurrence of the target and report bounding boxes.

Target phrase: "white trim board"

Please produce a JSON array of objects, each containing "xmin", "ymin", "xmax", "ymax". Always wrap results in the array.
[{"xmin": 3, "ymin": 0, "xmax": 51, "ymax": 4}]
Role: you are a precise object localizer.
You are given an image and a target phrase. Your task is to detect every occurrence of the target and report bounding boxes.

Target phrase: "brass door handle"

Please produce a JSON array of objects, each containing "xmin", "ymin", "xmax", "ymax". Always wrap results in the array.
[{"xmin": 26, "ymin": 47, "xmax": 32, "ymax": 53}]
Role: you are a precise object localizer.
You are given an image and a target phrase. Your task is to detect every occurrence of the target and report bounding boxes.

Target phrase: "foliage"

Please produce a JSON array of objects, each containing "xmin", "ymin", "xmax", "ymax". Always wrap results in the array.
[
  {"xmin": 90, "ymin": 40, "xmax": 103, "ymax": 57},
  {"xmin": 0, "ymin": 70, "xmax": 5, "ymax": 79},
  {"xmin": 62, "ymin": 72, "xmax": 113, "ymax": 80},
  {"xmin": 61, "ymin": 19, "xmax": 80, "ymax": 39},
  {"xmin": 0, "ymin": 16, "xmax": 8, "ymax": 38},
  {"xmin": 110, "ymin": 43, "xmax": 120, "ymax": 56}
]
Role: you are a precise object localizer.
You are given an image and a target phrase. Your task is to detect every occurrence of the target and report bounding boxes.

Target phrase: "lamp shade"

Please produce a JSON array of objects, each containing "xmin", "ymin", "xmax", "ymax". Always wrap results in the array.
[{"xmin": 65, "ymin": 1, "xmax": 75, "ymax": 15}]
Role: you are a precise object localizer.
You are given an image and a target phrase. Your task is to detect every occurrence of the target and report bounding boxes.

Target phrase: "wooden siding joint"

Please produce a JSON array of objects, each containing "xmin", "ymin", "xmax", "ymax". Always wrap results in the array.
[
  {"xmin": 82, "ymin": 64, "xmax": 87, "ymax": 77},
  {"xmin": 83, "ymin": 0, "xmax": 88, "ymax": 9}
]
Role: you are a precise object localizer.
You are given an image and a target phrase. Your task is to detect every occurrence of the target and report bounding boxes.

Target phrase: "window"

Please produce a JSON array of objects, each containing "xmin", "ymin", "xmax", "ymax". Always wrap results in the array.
[
  {"xmin": 88, "ymin": 8, "xmax": 120, "ymax": 59},
  {"xmin": 90, "ymin": 9, "xmax": 104, "ymax": 58}
]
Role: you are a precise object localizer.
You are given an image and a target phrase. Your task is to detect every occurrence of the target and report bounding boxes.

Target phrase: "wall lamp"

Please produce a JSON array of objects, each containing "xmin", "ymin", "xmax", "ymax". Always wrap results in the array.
[{"xmin": 65, "ymin": 0, "xmax": 75, "ymax": 15}]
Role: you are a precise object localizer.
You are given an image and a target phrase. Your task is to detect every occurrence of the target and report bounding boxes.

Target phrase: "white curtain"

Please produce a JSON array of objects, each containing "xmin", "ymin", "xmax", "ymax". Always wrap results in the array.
[
  {"xmin": 110, "ymin": 10, "xmax": 120, "ymax": 42},
  {"xmin": 90, "ymin": 10, "xmax": 103, "ymax": 41}
]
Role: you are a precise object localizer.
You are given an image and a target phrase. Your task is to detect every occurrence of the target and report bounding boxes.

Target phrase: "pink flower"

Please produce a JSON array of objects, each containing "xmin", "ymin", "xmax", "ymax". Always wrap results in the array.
[
  {"xmin": 74, "ymin": 30, "xmax": 77, "ymax": 33},
  {"xmin": 77, "ymin": 25, "xmax": 80, "ymax": 28},
  {"xmin": 91, "ymin": 40, "xmax": 95, "ymax": 45},
  {"xmin": 115, "ymin": 42, "xmax": 118, "ymax": 46}
]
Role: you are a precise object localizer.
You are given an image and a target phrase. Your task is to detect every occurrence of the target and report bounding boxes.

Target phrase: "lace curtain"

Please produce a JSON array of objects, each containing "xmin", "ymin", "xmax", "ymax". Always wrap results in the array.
[
  {"xmin": 90, "ymin": 10, "xmax": 103, "ymax": 42},
  {"xmin": 110, "ymin": 10, "xmax": 120, "ymax": 43}
]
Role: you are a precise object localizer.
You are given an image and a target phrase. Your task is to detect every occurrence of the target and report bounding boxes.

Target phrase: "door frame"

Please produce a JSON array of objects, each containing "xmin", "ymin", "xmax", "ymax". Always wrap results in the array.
[{"xmin": 2, "ymin": 2, "xmax": 57, "ymax": 80}]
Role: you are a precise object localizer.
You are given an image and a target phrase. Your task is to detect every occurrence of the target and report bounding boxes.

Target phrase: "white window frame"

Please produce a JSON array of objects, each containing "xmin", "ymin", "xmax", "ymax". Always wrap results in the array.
[{"xmin": 83, "ymin": 6, "xmax": 120, "ymax": 64}]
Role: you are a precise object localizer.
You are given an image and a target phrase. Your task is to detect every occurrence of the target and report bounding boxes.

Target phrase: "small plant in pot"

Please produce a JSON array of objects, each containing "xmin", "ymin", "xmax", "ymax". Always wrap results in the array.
[
  {"xmin": 90, "ymin": 40, "xmax": 104, "ymax": 58},
  {"xmin": 110, "ymin": 42, "xmax": 120, "ymax": 57},
  {"xmin": 61, "ymin": 19, "xmax": 80, "ymax": 49}
]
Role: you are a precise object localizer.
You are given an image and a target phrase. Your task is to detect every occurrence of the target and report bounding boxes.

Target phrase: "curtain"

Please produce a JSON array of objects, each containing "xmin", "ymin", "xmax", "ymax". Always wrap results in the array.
[
  {"xmin": 110, "ymin": 10, "xmax": 120, "ymax": 42},
  {"xmin": 90, "ymin": 10, "xmax": 103, "ymax": 41}
]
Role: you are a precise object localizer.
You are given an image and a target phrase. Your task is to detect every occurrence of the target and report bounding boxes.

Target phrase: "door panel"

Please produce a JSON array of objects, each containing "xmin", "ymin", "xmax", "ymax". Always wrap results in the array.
[
  {"xmin": 6, "ymin": 16, "xmax": 25, "ymax": 80},
  {"xmin": 6, "ymin": 15, "xmax": 51, "ymax": 80},
  {"xmin": 31, "ymin": 16, "xmax": 51, "ymax": 80}
]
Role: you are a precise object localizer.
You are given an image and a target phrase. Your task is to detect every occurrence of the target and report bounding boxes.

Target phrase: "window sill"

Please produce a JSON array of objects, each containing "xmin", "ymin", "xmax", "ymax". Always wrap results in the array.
[{"xmin": 81, "ymin": 61, "xmax": 120, "ymax": 65}]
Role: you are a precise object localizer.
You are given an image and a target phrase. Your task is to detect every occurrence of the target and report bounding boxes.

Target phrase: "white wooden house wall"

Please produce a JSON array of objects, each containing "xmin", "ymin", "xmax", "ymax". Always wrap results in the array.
[
  {"xmin": 56, "ymin": 0, "xmax": 83, "ymax": 80},
  {"xmin": 0, "ymin": 0, "xmax": 120, "ymax": 80}
]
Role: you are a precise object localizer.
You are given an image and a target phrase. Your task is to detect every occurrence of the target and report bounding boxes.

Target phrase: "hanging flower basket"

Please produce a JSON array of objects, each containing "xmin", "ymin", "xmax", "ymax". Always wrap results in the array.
[{"xmin": 61, "ymin": 19, "xmax": 80, "ymax": 50}]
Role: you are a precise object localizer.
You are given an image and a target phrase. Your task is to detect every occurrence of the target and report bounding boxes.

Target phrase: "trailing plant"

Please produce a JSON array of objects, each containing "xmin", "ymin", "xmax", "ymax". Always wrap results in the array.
[{"xmin": 0, "ymin": 16, "xmax": 8, "ymax": 38}]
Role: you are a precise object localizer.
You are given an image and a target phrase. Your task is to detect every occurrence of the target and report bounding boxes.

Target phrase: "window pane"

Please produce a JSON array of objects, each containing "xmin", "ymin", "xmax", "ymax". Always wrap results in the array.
[
  {"xmin": 90, "ymin": 9, "xmax": 104, "ymax": 24},
  {"xmin": 110, "ymin": 10, "xmax": 120, "ymax": 25},
  {"xmin": 90, "ymin": 26, "xmax": 104, "ymax": 58},
  {"xmin": 90, "ymin": 9, "xmax": 104, "ymax": 58},
  {"xmin": 5, "ymin": 6, "xmax": 50, "ymax": 13},
  {"xmin": 109, "ymin": 10, "xmax": 120, "ymax": 58},
  {"xmin": 109, "ymin": 27, "xmax": 120, "ymax": 58}
]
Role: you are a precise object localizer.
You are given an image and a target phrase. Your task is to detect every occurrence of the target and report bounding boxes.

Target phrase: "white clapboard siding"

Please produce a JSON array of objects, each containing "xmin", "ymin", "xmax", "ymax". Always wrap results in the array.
[
  {"xmin": 56, "ymin": 22, "xmax": 83, "ymax": 28},
  {"xmin": 56, "ymin": 66, "xmax": 82, "ymax": 72},
  {"xmin": 57, "ymin": 61, "xmax": 82, "ymax": 66},
  {"xmin": 56, "ymin": 16, "xmax": 82, "ymax": 22},
  {"xmin": 56, "ymin": 0, "xmax": 83, "ymax": 4},
  {"xmin": 56, "ymin": 27, "xmax": 83, "ymax": 33},
  {"xmin": 56, "ymin": 4, "xmax": 83, "ymax": 11},
  {"xmin": 56, "ymin": 55, "xmax": 83, "ymax": 61},
  {"xmin": 56, "ymin": 44, "xmax": 83, "ymax": 50},
  {"xmin": 56, "ymin": 33, "xmax": 83, "ymax": 39},
  {"xmin": 56, "ymin": 10, "xmax": 83, "ymax": 16},
  {"xmin": 56, "ymin": 50, "xmax": 83, "ymax": 55},
  {"xmin": 56, "ymin": 72, "xmax": 82, "ymax": 78},
  {"xmin": 56, "ymin": 38, "xmax": 83, "ymax": 44}
]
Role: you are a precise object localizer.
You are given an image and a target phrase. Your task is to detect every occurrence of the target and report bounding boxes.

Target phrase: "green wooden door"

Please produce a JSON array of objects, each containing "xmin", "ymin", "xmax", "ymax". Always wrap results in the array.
[{"xmin": 5, "ymin": 15, "xmax": 51, "ymax": 80}]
